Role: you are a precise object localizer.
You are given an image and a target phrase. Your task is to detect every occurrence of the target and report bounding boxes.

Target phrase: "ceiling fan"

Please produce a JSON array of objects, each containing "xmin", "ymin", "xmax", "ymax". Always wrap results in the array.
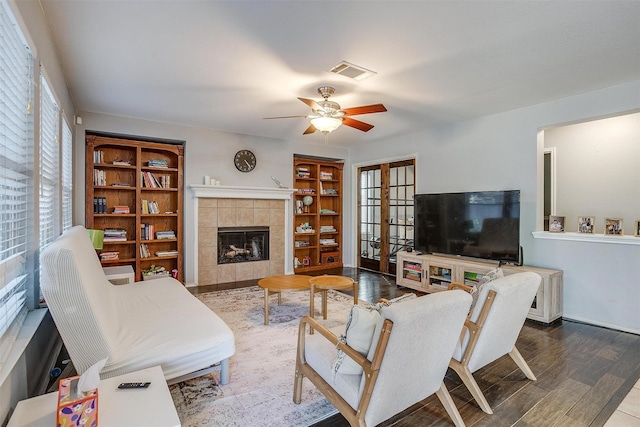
[{"xmin": 264, "ymin": 86, "xmax": 387, "ymax": 135}]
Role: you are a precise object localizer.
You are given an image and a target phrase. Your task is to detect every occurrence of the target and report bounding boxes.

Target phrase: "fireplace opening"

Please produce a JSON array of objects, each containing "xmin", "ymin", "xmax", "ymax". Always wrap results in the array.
[{"xmin": 218, "ymin": 226, "xmax": 269, "ymax": 264}]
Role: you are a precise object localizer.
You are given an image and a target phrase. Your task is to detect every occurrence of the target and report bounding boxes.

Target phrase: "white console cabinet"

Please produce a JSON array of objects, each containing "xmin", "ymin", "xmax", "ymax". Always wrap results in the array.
[{"xmin": 396, "ymin": 251, "xmax": 563, "ymax": 324}]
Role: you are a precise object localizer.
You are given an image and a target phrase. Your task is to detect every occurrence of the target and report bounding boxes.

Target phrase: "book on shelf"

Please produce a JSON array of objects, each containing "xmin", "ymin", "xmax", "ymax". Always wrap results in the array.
[
  {"xmin": 155, "ymin": 250, "xmax": 178, "ymax": 257},
  {"xmin": 141, "ymin": 199, "xmax": 160, "ymax": 214},
  {"xmin": 111, "ymin": 183, "xmax": 131, "ymax": 187},
  {"xmin": 320, "ymin": 171, "xmax": 333, "ymax": 180},
  {"xmin": 147, "ymin": 159, "xmax": 169, "ymax": 168},
  {"xmin": 103, "ymin": 228, "xmax": 127, "ymax": 242},
  {"xmin": 99, "ymin": 251, "xmax": 119, "ymax": 261},
  {"xmin": 296, "ymin": 188, "xmax": 315, "ymax": 194},
  {"xmin": 141, "ymin": 223, "xmax": 155, "ymax": 240},
  {"xmin": 140, "ymin": 243, "xmax": 150, "ymax": 258},
  {"xmin": 93, "ymin": 197, "xmax": 107, "ymax": 214},
  {"xmin": 155, "ymin": 230, "xmax": 176, "ymax": 240},
  {"xmin": 112, "ymin": 159, "xmax": 131, "ymax": 166},
  {"xmin": 112, "ymin": 205, "xmax": 130, "ymax": 214},
  {"xmin": 93, "ymin": 150, "xmax": 104, "ymax": 164},
  {"xmin": 93, "ymin": 169, "xmax": 106, "ymax": 186}
]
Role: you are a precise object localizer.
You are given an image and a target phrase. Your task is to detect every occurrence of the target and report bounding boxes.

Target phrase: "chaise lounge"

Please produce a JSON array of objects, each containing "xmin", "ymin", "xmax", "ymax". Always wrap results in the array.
[{"xmin": 40, "ymin": 225, "xmax": 235, "ymax": 384}]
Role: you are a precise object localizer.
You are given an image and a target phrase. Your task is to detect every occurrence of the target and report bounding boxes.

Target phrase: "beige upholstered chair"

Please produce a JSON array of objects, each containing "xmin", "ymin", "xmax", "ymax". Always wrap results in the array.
[
  {"xmin": 294, "ymin": 290, "xmax": 473, "ymax": 427},
  {"xmin": 448, "ymin": 271, "xmax": 541, "ymax": 414}
]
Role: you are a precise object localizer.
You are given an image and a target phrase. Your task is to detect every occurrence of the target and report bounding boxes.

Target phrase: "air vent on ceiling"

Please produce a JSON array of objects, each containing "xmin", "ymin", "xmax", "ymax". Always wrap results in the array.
[{"xmin": 328, "ymin": 61, "xmax": 376, "ymax": 81}]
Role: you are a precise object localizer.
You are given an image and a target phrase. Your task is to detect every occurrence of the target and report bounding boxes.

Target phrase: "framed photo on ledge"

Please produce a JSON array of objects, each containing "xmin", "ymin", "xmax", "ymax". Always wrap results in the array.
[
  {"xmin": 549, "ymin": 215, "xmax": 565, "ymax": 232},
  {"xmin": 604, "ymin": 218, "xmax": 623, "ymax": 235},
  {"xmin": 634, "ymin": 219, "xmax": 640, "ymax": 237},
  {"xmin": 578, "ymin": 216, "xmax": 595, "ymax": 234}
]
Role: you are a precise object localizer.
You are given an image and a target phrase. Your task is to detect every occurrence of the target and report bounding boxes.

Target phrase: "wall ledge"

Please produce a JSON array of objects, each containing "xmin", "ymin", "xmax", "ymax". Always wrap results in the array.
[
  {"xmin": 0, "ymin": 309, "xmax": 47, "ymax": 389},
  {"xmin": 532, "ymin": 231, "xmax": 640, "ymax": 246}
]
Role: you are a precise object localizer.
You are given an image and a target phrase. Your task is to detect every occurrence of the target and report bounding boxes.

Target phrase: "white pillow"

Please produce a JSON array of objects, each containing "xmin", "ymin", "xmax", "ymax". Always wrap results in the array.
[
  {"xmin": 469, "ymin": 267, "xmax": 503, "ymax": 312},
  {"xmin": 332, "ymin": 306, "xmax": 380, "ymax": 375},
  {"xmin": 332, "ymin": 293, "xmax": 417, "ymax": 376}
]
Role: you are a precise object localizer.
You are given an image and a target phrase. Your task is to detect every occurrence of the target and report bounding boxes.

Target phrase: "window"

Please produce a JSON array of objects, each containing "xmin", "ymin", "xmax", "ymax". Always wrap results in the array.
[
  {"xmin": 0, "ymin": 0, "xmax": 34, "ymax": 368},
  {"xmin": 39, "ymin": 73, "xmax": 60, "ymax": 248},
  {"xmin": 61, "ymin": 118, "xmax": 72, "ymax": 231}
]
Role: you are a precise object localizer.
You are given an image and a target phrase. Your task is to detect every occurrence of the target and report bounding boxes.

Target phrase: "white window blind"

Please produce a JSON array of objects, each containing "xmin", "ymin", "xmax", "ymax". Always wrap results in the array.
[
  {"xmin": 39, "ymin": 74, "xmax": 59, "ymax": 248},
  {"xmin": 61, "ymin": 118, "xmax": 72, "ymax": 231},
  {"xmin": 0, "ymin": 0, "xmax": 34, "ymax": 368}
]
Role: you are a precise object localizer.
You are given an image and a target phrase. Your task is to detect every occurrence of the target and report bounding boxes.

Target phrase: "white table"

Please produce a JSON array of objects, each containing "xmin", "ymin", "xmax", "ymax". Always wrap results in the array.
[{"xmin": 8, "ymin": 365, "xmax": 181, "ymax": 427}]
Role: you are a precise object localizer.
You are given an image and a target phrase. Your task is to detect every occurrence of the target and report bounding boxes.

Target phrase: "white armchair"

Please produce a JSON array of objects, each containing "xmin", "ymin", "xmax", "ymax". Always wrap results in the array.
[
  {"xmin": 448, "ymin": 271, "xmax": 541, "ymax": 414},
  {"xmin": 294, "ymin": 290, "xmax": 473, "ymax": 427}
]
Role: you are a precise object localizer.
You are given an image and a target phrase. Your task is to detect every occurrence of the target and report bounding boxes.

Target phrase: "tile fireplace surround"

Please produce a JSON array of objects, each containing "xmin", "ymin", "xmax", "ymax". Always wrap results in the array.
[{"xmin": 190, "ymin": 185, "xmax": 295, "ymax": 286}]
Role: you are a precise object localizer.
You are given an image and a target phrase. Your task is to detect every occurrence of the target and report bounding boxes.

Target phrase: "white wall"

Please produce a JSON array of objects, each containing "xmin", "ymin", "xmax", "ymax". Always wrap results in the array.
[
  {"xmin": 349, "ymin": 80, "xmax": 640, "ymax": 334},
  {"xmin": 73, "ymin": 113, "xmax": 350, "ymax": 284},
  {"xmin": 545, "ymin": 112, "xmax": 640, "ymax": 234}
]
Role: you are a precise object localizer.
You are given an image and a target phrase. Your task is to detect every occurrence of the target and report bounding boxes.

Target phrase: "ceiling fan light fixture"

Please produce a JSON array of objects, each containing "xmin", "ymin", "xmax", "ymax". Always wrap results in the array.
[{"xmin": 310, "ymin": 116, "xmax": 342, "ymax": 134}]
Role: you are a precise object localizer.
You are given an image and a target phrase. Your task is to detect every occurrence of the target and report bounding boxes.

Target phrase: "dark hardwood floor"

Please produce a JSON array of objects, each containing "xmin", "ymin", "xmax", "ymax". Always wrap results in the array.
[{"xmin": 192, "ymin": 267, "xmax": 640, "ymax": 427}]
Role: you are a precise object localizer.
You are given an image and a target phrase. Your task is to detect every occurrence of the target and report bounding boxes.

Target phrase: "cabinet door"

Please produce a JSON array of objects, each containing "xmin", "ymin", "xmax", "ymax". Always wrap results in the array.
[
  {"xmin": 425, "ymin": 260, "xmax": 456, "ymax": 292},
  {"xmin": 396, "ymin": 253, "xmax": 425, "ymax": 290}
]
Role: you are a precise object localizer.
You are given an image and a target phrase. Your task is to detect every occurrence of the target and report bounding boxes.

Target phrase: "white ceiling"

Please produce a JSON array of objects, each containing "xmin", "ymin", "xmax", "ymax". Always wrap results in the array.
[{"xmin": 40, "ymin": 1, "xmax": 640, "ymax": 146}]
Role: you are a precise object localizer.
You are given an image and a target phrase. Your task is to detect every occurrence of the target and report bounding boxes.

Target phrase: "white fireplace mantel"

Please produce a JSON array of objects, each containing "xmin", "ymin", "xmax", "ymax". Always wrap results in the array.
[
  {"xmin": 189, "ymin": 184, "xmax": 296, "ymax": 284},
  {"xmin": 190, "ymin": 184, "xmax": 294, "ymax": 200}
]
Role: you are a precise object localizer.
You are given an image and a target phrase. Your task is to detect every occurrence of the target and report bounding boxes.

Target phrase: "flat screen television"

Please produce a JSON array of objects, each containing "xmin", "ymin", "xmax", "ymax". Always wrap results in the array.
[{"xmin": 414, "ymin": 190, "xmax": 521, "ymax": 264}]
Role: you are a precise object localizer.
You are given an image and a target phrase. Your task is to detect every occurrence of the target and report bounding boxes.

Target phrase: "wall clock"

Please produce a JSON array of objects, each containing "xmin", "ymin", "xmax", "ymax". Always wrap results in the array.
[{"xmin": 234, "ymin": 150, "xmax": 256, "ymax": 172}]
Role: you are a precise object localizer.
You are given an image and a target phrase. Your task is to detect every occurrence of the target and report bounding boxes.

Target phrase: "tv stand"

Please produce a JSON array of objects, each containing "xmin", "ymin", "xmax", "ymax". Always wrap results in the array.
[{"xmin": 396, "ymin": 251, "xmax": 563, "ymax": 324}]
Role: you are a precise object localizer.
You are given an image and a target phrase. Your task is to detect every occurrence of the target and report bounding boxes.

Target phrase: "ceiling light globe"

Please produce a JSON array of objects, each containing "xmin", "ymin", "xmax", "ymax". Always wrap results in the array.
[{"xmin": 310, "ymin": 116, "xmax": 342, "ymax": 134}]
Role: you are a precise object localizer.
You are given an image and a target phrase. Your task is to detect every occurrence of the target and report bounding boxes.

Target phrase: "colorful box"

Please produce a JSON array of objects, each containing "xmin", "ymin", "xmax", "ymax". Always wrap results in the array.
[{"xmin": 56, "ymin": 376, "xmax": 98, "ymax": 427}]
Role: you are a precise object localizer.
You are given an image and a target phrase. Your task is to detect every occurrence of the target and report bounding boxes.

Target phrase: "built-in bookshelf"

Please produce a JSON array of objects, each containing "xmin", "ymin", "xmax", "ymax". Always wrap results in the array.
[
  {"xmin": 85, "ymin": 132, "xmax": 184, "ymax": 282},
  {"xmin": 293, "ymin": 157, "xmax": 343, "ymax": 272}
]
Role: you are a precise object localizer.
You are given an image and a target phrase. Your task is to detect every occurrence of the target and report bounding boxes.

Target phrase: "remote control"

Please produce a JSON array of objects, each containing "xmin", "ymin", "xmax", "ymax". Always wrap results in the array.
[{"xmin": 117, "ymin": 382, "xmax": 150, "ymax": 389}]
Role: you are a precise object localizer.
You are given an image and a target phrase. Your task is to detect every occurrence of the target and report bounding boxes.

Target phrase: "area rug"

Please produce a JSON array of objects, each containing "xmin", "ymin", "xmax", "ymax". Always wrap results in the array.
[{"xmin": 170, "ymin": 285, "xmax": 366, "ymax": 427}]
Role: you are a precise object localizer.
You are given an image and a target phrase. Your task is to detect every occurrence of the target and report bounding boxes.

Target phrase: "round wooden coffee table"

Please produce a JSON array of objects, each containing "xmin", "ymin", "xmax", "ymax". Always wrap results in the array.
[
  {"xmin": 258, "ymin": 275, "xmax": 312, "ymax": 325},
  {"xmin": 309, "ymin": 275, "xmax": 358, "ymax": 334}
]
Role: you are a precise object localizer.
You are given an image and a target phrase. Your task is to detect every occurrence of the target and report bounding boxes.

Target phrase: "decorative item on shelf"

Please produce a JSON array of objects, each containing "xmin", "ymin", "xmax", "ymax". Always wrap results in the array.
[
  {"xmin": 302, "ymin": 255, "xmax": 311, "ymax": 267},
  {"xmin": 549, "ymin": 215, "xmax": 565, "ymax": 232},
  {"xmin": 142, "ymin": 264, "xmax": 170, "ymax": 281},
  {"xmin": 578, "ymin": 216, "xmax": 595, "ymax": 234},
  {"xmin": 604, "ymin": 218, "xmax": 623, "ymax": 235},
  {"xmin": 296, "ymin": 223, "xmax": 314, "ymax": 234},
  {"xmin": 87, "ymin": 229, "xmax": 104, "ymax": 250},
  {"xmin": 302, "ymin": 195, "xmax": 313, "ymax": 213},
  {"xmin": 294, "ymin": 257, "xmax": 302, "ymax": 268}
]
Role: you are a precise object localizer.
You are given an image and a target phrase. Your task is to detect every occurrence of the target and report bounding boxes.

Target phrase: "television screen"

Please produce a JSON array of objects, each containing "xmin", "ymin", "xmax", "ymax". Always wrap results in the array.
[{"xmin": 414, "ymin": 190, "xmax": 520, "ymax": 264}]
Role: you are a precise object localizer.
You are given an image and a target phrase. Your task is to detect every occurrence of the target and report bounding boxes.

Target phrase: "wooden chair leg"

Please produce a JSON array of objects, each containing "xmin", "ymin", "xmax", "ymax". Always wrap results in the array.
[
  {"xmin": 509, "ymin": 346, "xmax": 537, "ymax": 381},
  {"xmin": 293, "ymin": 366, "xmax": 304, "ymax": 404},
  {"xmin": 435, "ymin": 382, "xmax": 466, "ymax": 427},
  {"xmin": 450, "ymin": 362, "xmax": 493, "ymax": 414}
]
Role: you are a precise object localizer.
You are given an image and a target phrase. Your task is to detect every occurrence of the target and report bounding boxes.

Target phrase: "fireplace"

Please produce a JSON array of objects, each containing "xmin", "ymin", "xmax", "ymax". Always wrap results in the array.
[{"xmin": 218, "ymin": 226, "xmax": 269, "ymax": 264}]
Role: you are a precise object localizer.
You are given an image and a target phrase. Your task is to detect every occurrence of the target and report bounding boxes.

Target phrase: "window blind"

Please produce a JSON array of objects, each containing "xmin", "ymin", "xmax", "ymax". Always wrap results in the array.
[
  {"xmin": 0, "ymin": 0, "xmax": 34, "ymax": 369},
  {"xmin": 62, "ymin": 118, "xmax": 72, "ymax": 231},
  {"xmin": 39, "ymin": 74, "xmax": 59, "ymax": 248}
]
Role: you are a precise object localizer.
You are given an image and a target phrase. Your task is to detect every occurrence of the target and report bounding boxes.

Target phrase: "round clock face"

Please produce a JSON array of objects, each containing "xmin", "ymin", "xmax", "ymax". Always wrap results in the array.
[{"xmin": 234, "ymin": 150, "xmax": 256, "ymax": 172}]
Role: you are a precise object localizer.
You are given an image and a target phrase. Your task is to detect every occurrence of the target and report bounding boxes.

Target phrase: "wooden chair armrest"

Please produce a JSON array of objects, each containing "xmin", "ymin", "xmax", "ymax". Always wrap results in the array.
[
  {"xmin": 448, "ymin": 282, "xmax": 474, "ymax": 293},
  {"xmin": 297, "ymin": 316, "xmax": 369, "ymax": 368}
]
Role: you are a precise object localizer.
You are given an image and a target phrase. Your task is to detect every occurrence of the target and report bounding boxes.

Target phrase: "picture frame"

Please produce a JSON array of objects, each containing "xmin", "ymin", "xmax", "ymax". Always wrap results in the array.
[
  {"xmin": 604, "ymin": 217, "xmax": 623, "ymax": 235},
  {"xmin": 577, "ymin": 216, "xmax": 595, "ymax": 234},
  {"xmin": 549, "ymin": 215, "xmax": 565, "ymax": 232},
  {"xmin": 634, "ymin": 219, "xmax": 640, "ymax": 237}
]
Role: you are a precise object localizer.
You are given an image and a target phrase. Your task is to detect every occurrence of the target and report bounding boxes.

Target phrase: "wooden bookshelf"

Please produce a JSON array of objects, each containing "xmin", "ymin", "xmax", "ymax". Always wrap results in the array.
[
  {"xmin": 85, "ymin": 132, "xmax": 184, "ymax": 282},
  {"xmin": 293, "ymin": 157, "xmax": 343, "ymax": 272}
]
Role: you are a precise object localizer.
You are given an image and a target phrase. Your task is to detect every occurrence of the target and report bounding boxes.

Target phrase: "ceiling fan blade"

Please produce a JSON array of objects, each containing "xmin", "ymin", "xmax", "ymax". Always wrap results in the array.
[
  {"xmin": 298, "ymin": 97, "xmax": 325, "ymax": 112},
  {"xmin": 343, "ymin": 117, "xmax": 374, "ymax": 132},
  {"xmin": 303, "ymin": 124, "xmax": 317, "ymax": 135},
  {"xmin": 263, "ymin": 115, "xmax": 307, "ymax": 119},
  {"xmin": 341, "ymin": 104, "xmax": 387, "ymax": 116}
]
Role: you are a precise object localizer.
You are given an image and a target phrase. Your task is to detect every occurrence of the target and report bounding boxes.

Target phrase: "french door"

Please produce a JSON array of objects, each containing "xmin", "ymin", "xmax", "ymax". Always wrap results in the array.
[{"xmin": 358, "ymin": 160, "xmax": 415, "ymax": 275}]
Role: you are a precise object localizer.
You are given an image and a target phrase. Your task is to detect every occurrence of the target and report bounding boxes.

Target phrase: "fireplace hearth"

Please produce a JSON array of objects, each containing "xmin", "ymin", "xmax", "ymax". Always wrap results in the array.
[{"xmin": 218, "ymin": 226, "xmax": 269, "ymax": 264}]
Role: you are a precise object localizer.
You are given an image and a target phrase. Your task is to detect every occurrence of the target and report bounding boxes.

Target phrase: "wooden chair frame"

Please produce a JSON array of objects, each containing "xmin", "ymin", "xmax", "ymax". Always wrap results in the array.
[
  {"xmin": 294, "ymin": 315, "xmax": 466, "ymax": 427},
  {"xmin": 447, "ymin": 282, "xmax": 537, "ymax": 414}
]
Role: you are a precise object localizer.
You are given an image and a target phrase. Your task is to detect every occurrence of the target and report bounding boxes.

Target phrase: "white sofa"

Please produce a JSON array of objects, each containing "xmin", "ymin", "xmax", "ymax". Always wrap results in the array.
[{"xmin": 40, "ymin": 226, "xmax": 235, "ymax": 384}]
